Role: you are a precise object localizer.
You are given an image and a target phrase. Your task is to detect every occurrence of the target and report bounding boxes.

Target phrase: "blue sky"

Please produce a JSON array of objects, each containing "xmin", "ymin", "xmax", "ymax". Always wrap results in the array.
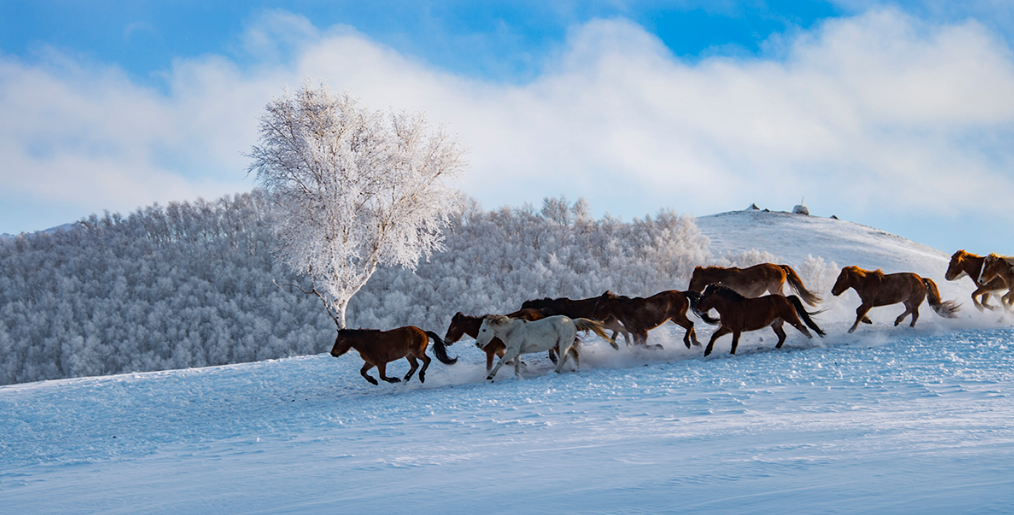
[{"xmin": 2, "ymin": 1, "xmax": 1013, "ymax": 256}]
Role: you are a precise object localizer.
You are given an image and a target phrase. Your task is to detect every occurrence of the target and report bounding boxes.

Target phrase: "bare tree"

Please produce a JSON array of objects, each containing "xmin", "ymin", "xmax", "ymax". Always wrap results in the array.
[{"xmin": 249, "ymin": 81, "xmax": 466, "ymax": 328}]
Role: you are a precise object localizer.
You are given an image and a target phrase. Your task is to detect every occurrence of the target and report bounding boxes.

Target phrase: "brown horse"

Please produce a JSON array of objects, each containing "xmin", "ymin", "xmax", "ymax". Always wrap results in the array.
[
  {"xmin": 444, "ymin": 308, "xmax": 553, "ymax": 371},
  {"xmin": 330, "ymin": 326, "xmax": 457, "ymax": 385},
  {"xmin": 831, "ymin": 266, "xmax": 960, "ymax": 333},
  {"xmin": 979, "ymin": 254, "xmax": 1014, "ymax": 312},
  {"xmin": 593, "ymin": 290, "xmax": 700, "ymax": 349},
  {"xmin": 695, "ymin": 285, "xmax": 825, "ymax": 356},
  {"xmin": 521, "ymin": 296, "xmax": 628, "ymax": 347},
  {"xmin": 688, "ymin": 263, "xmax": 822, "ymax": 307},
  {"xmin": 945, "ymin": 250, "xmax": 1009, "ymax": 312}
]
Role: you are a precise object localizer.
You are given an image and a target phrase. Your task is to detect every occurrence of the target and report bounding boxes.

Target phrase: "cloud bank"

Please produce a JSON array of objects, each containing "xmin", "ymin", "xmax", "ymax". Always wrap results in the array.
[{"xmin": 2, "ymin": 9, "xmax": 1013, "ymax": 252}]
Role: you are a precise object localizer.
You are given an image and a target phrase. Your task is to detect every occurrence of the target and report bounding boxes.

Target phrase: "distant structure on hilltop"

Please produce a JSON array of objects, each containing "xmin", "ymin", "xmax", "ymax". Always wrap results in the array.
[{"xmin": 792, "ymin": 199, "xmax": 809, "ymax": 216}]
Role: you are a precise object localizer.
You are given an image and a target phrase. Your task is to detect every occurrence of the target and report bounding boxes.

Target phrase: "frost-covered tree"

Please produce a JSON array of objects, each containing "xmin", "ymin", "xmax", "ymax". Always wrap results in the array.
[{"xmin": 248, "ymin": 82, "xmax": 466, "ymax": 328}]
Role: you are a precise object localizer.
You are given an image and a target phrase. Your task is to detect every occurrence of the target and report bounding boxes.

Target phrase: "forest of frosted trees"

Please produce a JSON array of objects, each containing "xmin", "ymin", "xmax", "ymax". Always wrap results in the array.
[{"xmin": 0, "ymin": 190, "xmax": 777, "ymax": 386}]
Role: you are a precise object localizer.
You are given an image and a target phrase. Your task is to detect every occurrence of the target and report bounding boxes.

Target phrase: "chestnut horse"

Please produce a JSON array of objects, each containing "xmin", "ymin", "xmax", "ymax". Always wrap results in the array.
[
  {"xmin": 330, "ymin": 326, "xmax": 457, "ymax": 385},
  {"xmin": 688, "ymin": 263, "xmax": 822, "ymax": 307},
  {"xmin": 592, "ymin": 290, "xmax": 700, "ymax": 349},
  {"xmin": 979, "ymin": 254, "xmax": 1014, "ymax": 312},
  {"xmin": 831, "ymin": 266, "xmax": 960, "ymax": 333},
  {"xmin": 694, "ymin": 285, "xmax": 825, "ymax": 356},
  {"xmin": 444, "ymin": 308, "xmax": 554, "ymax": 371},
  {"xmin": 945, "ymin": 250, "xmax": 1009, "ymax": 312},
  {"xmin": 476, "ymin": 315, "xmax": 613, "ymax": 380},
  {"xmin": 521, "ymin": 296, "xmax": 627, "ymax": 347}
]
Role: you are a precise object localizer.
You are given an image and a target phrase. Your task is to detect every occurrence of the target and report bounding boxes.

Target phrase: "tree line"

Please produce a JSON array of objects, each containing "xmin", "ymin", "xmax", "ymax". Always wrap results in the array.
[{"xmin": 0, "ymin": 190, "xmax": 730, "ymax": 385}]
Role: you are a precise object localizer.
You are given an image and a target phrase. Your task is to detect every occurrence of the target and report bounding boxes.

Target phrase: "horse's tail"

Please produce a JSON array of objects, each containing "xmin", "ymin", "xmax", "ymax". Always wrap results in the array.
[
  {"xmin": 923, "ymin": 279, "xmax": 961, "ymax": 318},
  {"xmin": 572, "ymin": 318, "xmax": 616, "ymax": 348},
  {"xmin": 781, "ymin": 265, "xmax": 821, "ymax": 307},
  {"xmin": 425, "ymin": 331, "xmax": 458, "ymax": 365},
  {"xmin": 788, "ymin": 295, "xmax": 826, "ymax": 337}
]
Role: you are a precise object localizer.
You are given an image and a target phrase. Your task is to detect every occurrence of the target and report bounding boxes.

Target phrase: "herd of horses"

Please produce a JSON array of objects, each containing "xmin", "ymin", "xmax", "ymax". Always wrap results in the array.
[{"xmin": 332, "ymin": 250, "xmax": 1014, "ymax": 385}]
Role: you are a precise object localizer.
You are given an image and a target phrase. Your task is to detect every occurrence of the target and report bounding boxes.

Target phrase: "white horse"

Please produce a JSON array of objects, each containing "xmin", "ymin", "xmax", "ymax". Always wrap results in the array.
[{"xmin": 476, "ymin": 314, "xmax": 614, "ymax": 380}]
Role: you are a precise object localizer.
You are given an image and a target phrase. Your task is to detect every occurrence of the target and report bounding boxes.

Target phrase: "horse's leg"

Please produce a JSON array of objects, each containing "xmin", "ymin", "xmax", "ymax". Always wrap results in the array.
[
  {"xmin": 771, "ymin": 321, "xmax": 787, "ymax": 349},
  {"xmin": 403, "ymin": 355, "xmax": 419, "ymax": 382},
  {"xmin": 729, "ymin": 331, "xmax": 742, "ymax": 355},
  {"xmin": 417, "ymin": 353, "xmax": 432, "ymax": 383},
  {"xmin": 850, "ymin": 304, "xmax": 873, "ymax": 333},
  {"xmin": 897, "ymin": 300, "xmax": 920, "ymax": 327},
  {"xmin": 376, "ymin": 362, "xmax": 401, "ymax": 383},
  {"xmin": 568, "ymin": 347, "xmax": 580, "ymax": 370},
  {"xmin": 673, "ymin": 312, "xmax": 698, "ymax": 348},
  {"xmin": 704, "ymin": 326, "xmax": 732, "ymax": 357},
  {"xmin": 548, "ymin": 348, "xmax": 558, "ymax": 364},
  {"xmin": 360, "ymin": 363, "xmax": 379, "ymax": 386},
  {"xmin": 554, "ymin": 339, "xmax": 571, "ymax": 374},
  {"xmin": 487, "ymin": 347, "xmax": 518, "ymax": 380},
  {"xmin": 485, "ymin": 347, "xmax": 496, "ymax": 372}
]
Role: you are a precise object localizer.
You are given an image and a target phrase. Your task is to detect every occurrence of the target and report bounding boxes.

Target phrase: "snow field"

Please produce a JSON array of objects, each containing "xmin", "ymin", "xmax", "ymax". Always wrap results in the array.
[{"xmin": 3, "ymin": 322, "xmax": 1014, "ymax": 513}]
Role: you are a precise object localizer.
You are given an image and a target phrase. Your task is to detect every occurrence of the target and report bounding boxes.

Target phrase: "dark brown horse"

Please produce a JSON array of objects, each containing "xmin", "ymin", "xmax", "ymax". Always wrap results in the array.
[
  {"xmin": 695, "ymin": 285, "xmax": 825, "ymax": 356},
  {"xmin": 330, "ymin": 326, "xmax": 457, "ymax": 385},
  {"xmin": 979, "ymin": 254, "xmax": 1014, "ymax": 313},
  {"xmin": 521, "ymin": 296, "xmax": 628, "ymax": 347},
  {"xmin": 945, "ymin": 250, "xmax": 1009, "ymax": 312},
  {"xmin": 831, "ymin": 266, "xmax": 960, "ymax": 334},
  {"xmin": 687, "ymin": 263, "xmax": 822, "ymax": 307},
  {"xmin": 592, "ymin": 290, "xmax": 700, "ymax": 349},
  {"xmin": 444, "ymin": 308, "xmax": 552, "ymax": 371}
]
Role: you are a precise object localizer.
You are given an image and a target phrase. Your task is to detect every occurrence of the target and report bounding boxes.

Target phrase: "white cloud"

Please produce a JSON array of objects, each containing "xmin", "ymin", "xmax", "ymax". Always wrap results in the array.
[{"xmin": 2, "ymin": 9, "xmax": 1013, "ymax": 240}]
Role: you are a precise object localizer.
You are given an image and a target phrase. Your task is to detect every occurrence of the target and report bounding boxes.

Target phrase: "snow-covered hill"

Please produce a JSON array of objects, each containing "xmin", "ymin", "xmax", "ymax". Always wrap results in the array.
[{"xmin": 2, "ymin": 208, "xmax": 1012, "ymax": 513}]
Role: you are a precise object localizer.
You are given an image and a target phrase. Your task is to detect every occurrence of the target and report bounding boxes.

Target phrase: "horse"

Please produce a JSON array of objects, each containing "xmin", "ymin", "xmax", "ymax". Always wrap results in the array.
[
  {"xmin": 979, "ymin": 254, "xmax": 1014, "ymax": 312},
  {"xmin": 330, "ymin": 326, "xmax": 457, "ymax": 385},
  {"xmin": 521, "ymin": 296, "xmax": 626, "ymax": 347},
  {"xmin": 694, "ymin": 285, "xmax": 825, "ymax": 357},
  {"xmin": 476, "ymin": 315, "xmax": 614, "ymax": 380},
  {"xmin": 945, "ymin": 250, "xmax": 1010, "ymax": 312},
  {"xmin": 831, "ymin": 266, "xmax": 960, "ymax": 333},
  {"xmin": 687, "ymin": 263, "xmax": 822, "ymax": 307},
  {"xmin": 443, "ymin": 308, "xmax": 555, "ymax": 371},
  {"xmin": 592, "ymin": 290, "xmax": 700, "ymax": 349}
]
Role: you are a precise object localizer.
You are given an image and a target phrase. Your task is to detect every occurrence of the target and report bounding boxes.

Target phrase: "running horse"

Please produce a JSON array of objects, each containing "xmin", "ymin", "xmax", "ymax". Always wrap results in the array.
[
  {"xmin": 593, "ymin": 290, "xmax": 700, "ymax": 349},
  {"xmin": 978, "ymin": 254, "xmax": 1014, "ymax": 313},
  {"xmin": 330, "ymin": 326, "xmax": 457, "ymax": 385},
  {"xmin": 687, "ymin": 263, "xmax": 822, "ymax": 307},
  {"xmin": 831, "ymin": 266, "xmax": 960, "ymax": 333},
  {"xmin": 444, "ymin": 308, "xmax": 553, "ymax": 371},
  {"xmin": 521, "ymin": 296, "xmax": 627, "ymax": 347},
  {"xmin": 476, "ymin": 315, "xmax": 614, "ymax": 380},
  {"xmin": 694, "ymin": 285, "xmax": 825, "ymax": 356},
  {"xmin": 945, "ymin": 250, "xmax": 1009, "ymax": 311}
]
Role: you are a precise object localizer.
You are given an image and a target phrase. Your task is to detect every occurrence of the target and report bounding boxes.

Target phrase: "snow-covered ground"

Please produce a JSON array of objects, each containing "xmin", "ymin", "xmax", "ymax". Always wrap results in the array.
[{"xmin": 3, "ymin": 209, "xmax": 1013, "ymax": 513}]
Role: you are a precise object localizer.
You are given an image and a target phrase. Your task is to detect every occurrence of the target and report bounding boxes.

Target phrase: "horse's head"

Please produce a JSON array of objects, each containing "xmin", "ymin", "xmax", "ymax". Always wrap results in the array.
[
  {"xmin": 475, "ymin": 315, "xmax": 509, "ymax": 349},
  {"xmin": 980, "ymin": 254, "xmax": 1005, "ymax": 285},
  {"xmin": 831, "ymin": 266, "xmax": 860, "ymax": 296},
  {"xmin": 687, "ymin": 266, "xmax": 708, "ymax": 293},
  {"xmin": 330, "ymin": 330, "xmax": 354, "ymax": 357},
  {"xmin": 945, "ymin": 250, "xmax": 970, "ymax": 281},
  {"xmin": 691, "ymin": 285, "xmax": 723, "ymax": 325},
  {"xmin": 444, "ymin": 312, "xmax": 469, "ymax": 344}
]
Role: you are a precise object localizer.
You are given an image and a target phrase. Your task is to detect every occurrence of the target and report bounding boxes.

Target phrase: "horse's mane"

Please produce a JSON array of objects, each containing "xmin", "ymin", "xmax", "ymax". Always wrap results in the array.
[
  {"xmin": 987, "ymin": 253, "xmax": 1014, "ymax": 269},
  {"xmin": 704, "ymin": 284, "xmax": 745, "ymax": 301},
  {"xmin": 483, "ymin": 314, "xmax": 511, "ymax": 326},
  {"xmin": 844, "ymin": 266, "xmax": 885, "ymax": 280},
  {"xmin": 600, "ymin": 290, "xmax": 632, "ymax": 301}
]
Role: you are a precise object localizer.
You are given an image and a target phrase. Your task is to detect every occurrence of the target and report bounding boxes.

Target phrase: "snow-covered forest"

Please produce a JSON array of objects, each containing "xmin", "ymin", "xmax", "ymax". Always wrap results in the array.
[{"xmin": 0, "ymin": 190, "xmax": 766, "ymax": 386}]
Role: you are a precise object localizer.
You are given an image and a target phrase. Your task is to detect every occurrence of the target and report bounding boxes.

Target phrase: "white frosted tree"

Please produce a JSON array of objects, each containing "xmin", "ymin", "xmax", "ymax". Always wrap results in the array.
[{"xmin": 248, "ymin": 81, "xmax": 466, "ymax": 329}]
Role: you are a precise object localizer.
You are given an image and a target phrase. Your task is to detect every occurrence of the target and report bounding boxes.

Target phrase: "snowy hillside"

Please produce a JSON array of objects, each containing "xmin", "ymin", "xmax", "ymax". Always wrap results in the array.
[{"xmin": 3, "ymin": 206, "xmax": 1012, "ymax": 513}]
